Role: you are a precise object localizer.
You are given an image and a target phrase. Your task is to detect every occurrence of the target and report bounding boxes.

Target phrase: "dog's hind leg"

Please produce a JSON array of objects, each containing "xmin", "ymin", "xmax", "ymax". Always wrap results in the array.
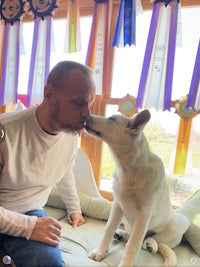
[
  {"xmin": 142, "ymin": 237, "xmax": 177, "ymax": 267},
  {"xmin": 147, "ymin": 213, "xmax": 190, "ymax": 267},
  {"xmin": 153, "ymin": 213, "xmax": 190, "ymax": 248},
  {"xmin": 88, "ymin": 202, "xmax": 123, "ymax": 262}
]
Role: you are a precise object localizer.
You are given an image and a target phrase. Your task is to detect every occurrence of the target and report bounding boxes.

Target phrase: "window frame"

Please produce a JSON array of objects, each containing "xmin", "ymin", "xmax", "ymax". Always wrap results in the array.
[{"xmin": 21, "ymin": 0, "xmax": 200, "ymax": 200}]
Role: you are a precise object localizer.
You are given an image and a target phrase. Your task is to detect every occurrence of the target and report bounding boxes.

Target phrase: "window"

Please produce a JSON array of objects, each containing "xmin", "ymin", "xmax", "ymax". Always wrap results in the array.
[
  {"xmin": 18, "ymin": 17, "xmax": 92, "ymax": 95},
  {"xmin": 100, "ymin": 7, "xmax": 200, "ymax": 206},
  {"xmin": 17, "ymin": 4, "xmax": 200, "ymax": 206}
]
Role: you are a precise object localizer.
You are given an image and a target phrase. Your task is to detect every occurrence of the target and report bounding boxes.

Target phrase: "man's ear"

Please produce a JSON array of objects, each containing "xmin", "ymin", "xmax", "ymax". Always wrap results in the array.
[
  {"xmin": 128, "ymin": 110, "xmax": 151, "ymax": 134},
  {"xmin": 44, "ymin": 84, "xmax": 54, "ymax": 102}
]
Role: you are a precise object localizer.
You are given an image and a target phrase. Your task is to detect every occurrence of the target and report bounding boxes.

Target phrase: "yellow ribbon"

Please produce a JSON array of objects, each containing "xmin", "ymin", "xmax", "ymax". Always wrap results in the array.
[
  {"xmin": 68, "ymin": 0, "xmax": 79, "ymax": 53},
  {"xmin": 173, "ymin": 118, "xmax": 192, "ymax": 175}
]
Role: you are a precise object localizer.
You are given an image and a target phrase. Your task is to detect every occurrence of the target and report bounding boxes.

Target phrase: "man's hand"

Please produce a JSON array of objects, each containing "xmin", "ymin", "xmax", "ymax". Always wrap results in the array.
[
  {"xmin": 30, "ymin": 217, "xmax": 62, "ymax": 246},
  {"xmin": 67, "ymin": 213, "xmax": 85, "ymax": 228}
]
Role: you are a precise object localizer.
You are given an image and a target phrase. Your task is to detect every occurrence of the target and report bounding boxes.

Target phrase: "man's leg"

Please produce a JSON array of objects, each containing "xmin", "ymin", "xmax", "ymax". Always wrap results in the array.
[{"xmin": 1, "ymin": 209, "xmax": 64, "ymax": 267}]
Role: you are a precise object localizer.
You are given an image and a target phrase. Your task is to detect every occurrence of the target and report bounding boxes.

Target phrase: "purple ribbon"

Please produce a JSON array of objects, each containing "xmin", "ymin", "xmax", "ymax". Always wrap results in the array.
[
  {"xmin": 0, "ymin": 22, "xmax": 20, "ymax": 105},
  {"xmin": 44, "ymin": 16, "xmax": 51, "ymax": 84},
  {"xmin": 186, "ymin": 39, "xmax": 200, "ymax": 109},
  {"xmin": 27, "ymin": 17, "xmax": 52, "ymax": 105},
  {"xmin": 136, "ymin": 3, "xmax": 160, "ymax": 108},
  {"xmin": 27, "ymin": 18, "xmax": 40, "ymax": 105},
  {"xmin": 0, "ymin": 24, "xmax": 9, "ymax": 104},
  {"xmin": 163, "ymin": 1, "xmax": 179, "ymax": 110},
  {"xmin": 85, "ymin": 0, "xmax": 97, "ymax": 66},
  {"xmin": 14, "ymin": 21, "xmax": 20, "ymax": 103}
]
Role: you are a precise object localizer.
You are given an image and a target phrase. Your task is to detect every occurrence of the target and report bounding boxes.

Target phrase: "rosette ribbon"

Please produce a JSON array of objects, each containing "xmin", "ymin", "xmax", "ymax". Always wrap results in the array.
[
  {"xmin": 118, "ymin": 94, "xmax": 137, "ymax": 117},
  {"xmin": 26, "ymin": 0, "xmax": 57, "ymax": 106},
  {"xmin": 173, "ymin": 96, "xmax": 198, "ymax": 175},
  {"xmin": 173, "ymin": 40, "xmax": 200, "ymax": 175},
  {"xmin": 0, "ymin": 0, "xmax": 25, "ymax": 105},
  {"xmin": 136, "ymin": 0, "xmax": 180, "ymax": 111}
]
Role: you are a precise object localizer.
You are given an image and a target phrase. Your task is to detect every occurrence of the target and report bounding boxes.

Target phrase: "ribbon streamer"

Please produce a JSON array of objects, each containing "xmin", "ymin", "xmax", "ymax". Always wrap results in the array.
[
  {"xmin": 85, "ymin": 0, "xmax": 109, "ymax": 95},
  {"xmin": 26, "ymin": 0, "xmax": 57, "ymax": 106},
  {"xmin": 27, "ymin": 16, "xmax": 52, "ymax": 106},
  {"xmin": 173, "ymin": 96, "xmax": 198, "ymax": 175},
  {"xmin": 64, "ymin": 0, "xmax": 81, "ymax": 53},
  {"xmin": 113, "ymin": 0, "xmax": 137, "ymax": 47},
  {"xmin": 136, "ymin": 1, "xmax": 180, "ymax": 111},
  {"xmin": 0, "ymin": 0, "xmax": 25, "ymax": 105},
  {"xmin": 173, "ymin": 118, "xmax": 192, "ymax": 175},
  {"xmin": 0, "ymin": 22, "xmax": 20, "ymax": 105},
  {"xmin": 164, "ymin": 0, "xmax": 179, "ymax": 110},
  {"xmin": 186, "ymin": 39, "xmax": 200, "ymax": 110},
  {"xmin": 0, "ymin": 22, "xmax": 5, "ymax": 89}
]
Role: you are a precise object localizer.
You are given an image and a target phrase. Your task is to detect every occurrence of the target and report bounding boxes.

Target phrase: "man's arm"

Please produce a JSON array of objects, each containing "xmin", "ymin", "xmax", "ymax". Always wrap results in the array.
[
  {"xmin": 56, "ymin": 168, "xmax": 85, "ymax": 227},
  {"xmin": 0, "ymin": 206, "xmax": 37, "ymax": 239},
  {"xmin": 0, "ymin": 206, "xmax": 62, "ymax": 246}
]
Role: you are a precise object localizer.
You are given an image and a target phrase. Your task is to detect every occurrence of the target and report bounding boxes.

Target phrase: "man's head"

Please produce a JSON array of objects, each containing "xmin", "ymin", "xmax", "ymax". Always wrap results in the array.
[{"xmin": 37, "ymin": 61, "xmax": 96, "ymax": 134}]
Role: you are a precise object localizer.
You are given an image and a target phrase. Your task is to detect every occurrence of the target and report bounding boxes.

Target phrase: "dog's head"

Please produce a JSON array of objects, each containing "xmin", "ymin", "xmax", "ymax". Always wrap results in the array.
[{"xmin": 85, "ymin": 109, "xmax": 151, "ymax": 146}]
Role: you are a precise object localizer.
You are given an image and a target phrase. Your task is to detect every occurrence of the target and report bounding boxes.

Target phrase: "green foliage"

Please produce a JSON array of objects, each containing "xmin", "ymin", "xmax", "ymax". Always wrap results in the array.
[
  {"xmin": 101, "ymin": 120, "xmax": 200, "ymax": 178},
  {"xmin": 101, "ymin": 143, "xmax": 115, "ymax": 178},
  {"xmin": 144, "ymin": 121, "xmax": 175, "ymax": 167}
]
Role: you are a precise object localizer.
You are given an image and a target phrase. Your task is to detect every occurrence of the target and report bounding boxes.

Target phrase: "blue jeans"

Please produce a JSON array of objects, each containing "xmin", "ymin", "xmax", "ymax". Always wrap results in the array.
[{"xmin": 0, "ymin": 209, "xmax": 64, "ymax": 267}]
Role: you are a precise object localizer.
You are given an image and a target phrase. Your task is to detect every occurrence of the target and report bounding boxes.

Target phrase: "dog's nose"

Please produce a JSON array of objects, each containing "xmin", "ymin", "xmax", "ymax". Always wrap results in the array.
[{"xmin": 86, "ymin": 116, "xmax": 93, "ymax": 125}]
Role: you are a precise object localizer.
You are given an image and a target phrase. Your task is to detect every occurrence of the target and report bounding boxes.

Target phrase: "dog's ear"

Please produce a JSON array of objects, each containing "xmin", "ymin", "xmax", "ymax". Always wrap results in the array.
[{"xmin": 127, "ymin": 110, "xmax": 151, "ymax": 134}]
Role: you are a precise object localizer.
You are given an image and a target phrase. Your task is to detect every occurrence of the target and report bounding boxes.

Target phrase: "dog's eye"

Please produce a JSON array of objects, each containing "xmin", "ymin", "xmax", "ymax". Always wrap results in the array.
[{"xmin": 108, "ymin": 117, "xmax": 115, "ymax": 121}]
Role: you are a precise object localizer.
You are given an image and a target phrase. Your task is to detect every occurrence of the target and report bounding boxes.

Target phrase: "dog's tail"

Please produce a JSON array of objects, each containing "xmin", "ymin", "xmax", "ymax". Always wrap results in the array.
[{"xmin": 158, "ymin": 243, "xmax": 177, "ymax": 267}]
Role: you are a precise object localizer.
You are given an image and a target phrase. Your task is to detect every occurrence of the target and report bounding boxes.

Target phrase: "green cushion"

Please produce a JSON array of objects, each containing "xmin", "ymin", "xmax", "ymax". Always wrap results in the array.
[
  {"xmin": 46, "ymin": 186, "xmax": 112, "ymax": 220},
  {"xmin": 47, "ymin": 187, "xmax": 200, "ymax": 256},
  {"xmin": 176, "ymin": 190, "xmax": 200, "ymax": 256}
]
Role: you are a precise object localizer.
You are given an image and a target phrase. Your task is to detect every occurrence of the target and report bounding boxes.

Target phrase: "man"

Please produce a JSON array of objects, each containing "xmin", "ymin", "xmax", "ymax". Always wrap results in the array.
[{"xmin": 0, "ymin": 61, "xmax": 96, "ymax": 267}]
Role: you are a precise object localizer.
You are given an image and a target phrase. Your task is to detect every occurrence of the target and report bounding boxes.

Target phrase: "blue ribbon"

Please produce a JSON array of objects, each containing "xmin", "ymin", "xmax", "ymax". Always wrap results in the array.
[
  {"xmin": 113, "ymin": 0, "xmax": 136, "ymax": 47},
  {"xmin": 124, "ymin": 0, "xmax": 136, "ymax": 46}
]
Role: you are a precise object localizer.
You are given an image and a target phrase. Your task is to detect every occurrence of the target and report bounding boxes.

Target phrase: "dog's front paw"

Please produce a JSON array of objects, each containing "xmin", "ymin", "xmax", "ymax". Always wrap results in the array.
[
  {"xmin": 142, "ymin": 237, "xmax": 158, "ymax": 253},
  {"xmin": 88, "ymin": 248, "xmax": 107, "ymax": 262}
]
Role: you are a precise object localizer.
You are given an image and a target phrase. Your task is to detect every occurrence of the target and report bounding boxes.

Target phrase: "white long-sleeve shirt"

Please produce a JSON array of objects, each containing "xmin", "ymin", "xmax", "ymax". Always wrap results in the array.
[{"xmin": 0, "ymin": 107, "xmax": 81, "ymax": 239}]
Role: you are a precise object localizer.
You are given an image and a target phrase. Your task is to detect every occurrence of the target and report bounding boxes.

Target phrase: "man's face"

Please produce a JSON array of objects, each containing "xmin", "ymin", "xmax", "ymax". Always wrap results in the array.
[{"xmin": 48, "ymin": 69, "xmax": 95, "ymax": 134}]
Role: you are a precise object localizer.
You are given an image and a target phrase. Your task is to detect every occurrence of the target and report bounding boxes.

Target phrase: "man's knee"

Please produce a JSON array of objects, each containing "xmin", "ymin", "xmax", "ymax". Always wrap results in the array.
[
  {"xmin": 14, "ymin": 243, "xmax": 64, "ymax": 267},
  {"xmin": 32, "ymin": 245, "xmax": 64, "ymax": 267}
]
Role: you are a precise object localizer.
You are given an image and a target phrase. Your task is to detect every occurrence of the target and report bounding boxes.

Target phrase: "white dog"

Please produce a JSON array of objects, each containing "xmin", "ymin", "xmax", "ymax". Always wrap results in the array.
[{"xmin": 86, "ymin": 109, "xmax": 190, "ymax": 267}]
